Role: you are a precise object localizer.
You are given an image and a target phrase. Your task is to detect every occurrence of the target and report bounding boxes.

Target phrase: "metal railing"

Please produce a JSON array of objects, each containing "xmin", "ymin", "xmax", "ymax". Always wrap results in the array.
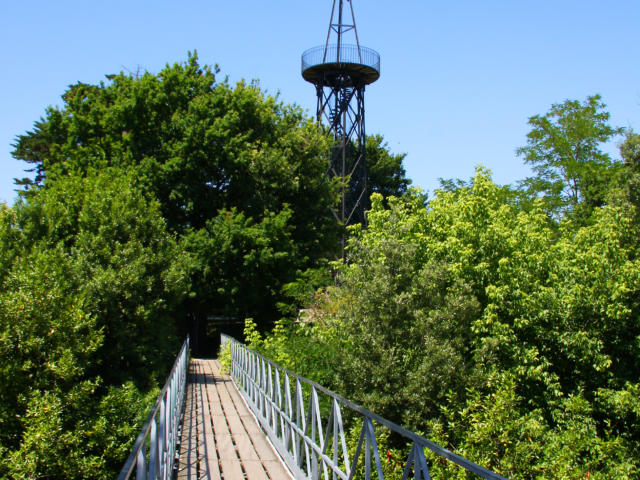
[
  {"xmin": 302, "ymin": 44, "xmax": 380, "ymax": 74},
  {"xmin": 223, "ymin": 335, "xmax": 507, "ymax": 480},
  {"xmin": 118, "ymin": 337, "xmax": 189, "ymax": 480}
]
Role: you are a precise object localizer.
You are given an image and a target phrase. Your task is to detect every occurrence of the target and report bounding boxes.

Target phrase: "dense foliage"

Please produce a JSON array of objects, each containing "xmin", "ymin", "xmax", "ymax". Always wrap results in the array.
[
  {"xmin": 0, "ymin": 170, "xmax": 190, "ymax": 478},
  {"xmin": 6, "ymin": 49, "xmax": 637, "ymax": 478},
  {"xmin": 12, "ymin": 53, "xmax": 408, "ymax": 333},
  {"xmin": 3, "ymin": 54, "xmax": 410, "ymax": 478},
  {"xmin": 248, "ymin": 100, "xmax": 640, "ymax": 478},
  {"xmin": 11, "ymin": 53, "xmax": 335, "ymax": 330}
]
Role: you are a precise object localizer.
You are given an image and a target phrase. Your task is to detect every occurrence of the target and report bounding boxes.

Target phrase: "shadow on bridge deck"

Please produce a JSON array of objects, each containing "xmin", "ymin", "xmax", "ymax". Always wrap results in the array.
[{"xmin": 177, "ymin": 359, "xmax": 293, "ymax": 480}]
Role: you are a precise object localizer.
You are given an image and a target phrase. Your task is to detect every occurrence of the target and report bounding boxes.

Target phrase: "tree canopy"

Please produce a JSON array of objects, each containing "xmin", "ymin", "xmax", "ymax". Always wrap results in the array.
[
  {"xmin": 0, "ymin": 169, "xmax": 190, "ymax": 478},
  {"xmin": 248, "ymin": 96, "xmax": 640, "ymax": 479},
  {"xmin": 252, "ymin": 169, "xmax": 640, "ymax": 478},
  {"xmin": 516, "ymin": 94, "xmax": 624, "ymax": 220},
  {"xmin": 3, "ymin": 52, "xmax": 411, "ymax": 479},
  {"xmin": 12, "ymin": 53, "xmax": 410, "ymax": 335},
  {"xmin": 7, "ymin": 51, "xmax": 637, "ymax": 479},
  {"xmin": 13, "ymin": 54, "xmax": 336, "ymax": 241}
]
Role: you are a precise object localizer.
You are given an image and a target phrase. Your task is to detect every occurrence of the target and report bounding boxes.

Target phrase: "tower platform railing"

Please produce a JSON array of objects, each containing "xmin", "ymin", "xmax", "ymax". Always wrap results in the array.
[
  {"xmin": 223, "ymin": 334, "xmax": 507, "ymax": 480},
  {"xmin": 302, "ymin": 44, "xmax": 380, "ymax": 76}
]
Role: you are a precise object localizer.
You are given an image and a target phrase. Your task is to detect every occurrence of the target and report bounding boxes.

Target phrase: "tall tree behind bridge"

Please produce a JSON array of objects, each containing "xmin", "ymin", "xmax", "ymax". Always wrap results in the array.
[
  {"xmin": 516, "ymin": 94, "xmax": 624, "ymax": 221},
  {"xmin": 11, "ymin": 52, "xmax": 409, "ymax": 333}
]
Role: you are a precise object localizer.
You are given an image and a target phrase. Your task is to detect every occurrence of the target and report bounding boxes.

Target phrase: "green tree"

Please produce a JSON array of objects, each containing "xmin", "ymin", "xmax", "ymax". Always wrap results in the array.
[
  {"xmin": 6, "ymin": 169, "xmax": 190, "ymax": 383},
  {"xmin": 620, "ymin": 130, "xmax": 640, "ymax": 167},
  {"xmin": 366, "ymin": 134, "xmax": 410, "ymax": 200},
  {"xmin": 254, "ymin": 167, "xmax": 640, "ymax": 478},
  {"xmin": 12, "ymin": 55, "xmax": 337, "ymax": 245},
  {"xmin": 12, "ymin": 53, "xmax": 411, "ymax": 332},
  {"xmin": 517, "ymin": 94, "xmax": 624, "ymax": 219},
  {"xmin": 619, "ymin": 130, "xmax": 640, "ymax": 213},
  {"xmin": 183, "ymin": 206, "xmax": 298, "ymax": 324},
  {"xmin": 0, "ymin": 169, "xmax": 191, "ymax": 478}
]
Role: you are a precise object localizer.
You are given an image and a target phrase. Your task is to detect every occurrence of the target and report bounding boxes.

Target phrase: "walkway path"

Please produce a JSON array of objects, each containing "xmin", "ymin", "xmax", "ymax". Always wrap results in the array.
[{"xmin": 177, "ymin": 359, "xmax": 292, "ymax": 480}]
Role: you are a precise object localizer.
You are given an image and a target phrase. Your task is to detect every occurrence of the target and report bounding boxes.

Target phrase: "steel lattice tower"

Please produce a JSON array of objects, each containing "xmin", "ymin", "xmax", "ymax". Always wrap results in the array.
[{"xmin": 301, "ymin": 0, "xmax": 380, "ymax": 250}]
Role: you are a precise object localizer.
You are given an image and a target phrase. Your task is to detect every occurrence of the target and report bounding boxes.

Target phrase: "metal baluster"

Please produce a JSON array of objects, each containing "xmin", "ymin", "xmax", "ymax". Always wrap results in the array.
[
  {"xmin": 296, "ymin": 379, "xmax": 311, "ymax": 474},
  {"xmin": 136, "ymin": 445, "xmax": 146, "ymax": 480},
  {"xmin": 364, "ymin": 419, "xmax": 384, "ymax": 480},
  {"xmin": 348, "ymin": 421, "xmax": 366, "ymax": 480},
  {"xmin": 310, "ymin": 386, "xmax": 320, "ymax": 480},
  {"xmin": 284, "ymin": 373, "xmax": 296, "ymax": 462},
  {"xmin": 332, "ymin": 401, "xmax": 339, "ymax": 480},
  {"xmin": 267, "ymin": 362, "xmax": 274, "ymax": 428},
  {"xmin": 164, "ymin": 386, "xmax": 171, "ymax": 480},
  {"xmin": 215, "ymin": 335, "xmax": 508, "ymax": 480},
  {"xmin": 312, "ymin": 387, "xmax": 329, "ymax": 480},
  {"xmin": 167, "ymin": 383, "xmax": 174, "ymax": 480},
  {"xmin": 148, "ymin": 419, "xmax": 158, "ymax": 480},
  {"xmin": 117, "ymin": 338, "xmax": 190, "ymax": 480},
  {"xmin": 248, "ymin": 350, "xmax": 253, "ymax": 401},
  {"xmin": 252, "ymin": 352, "xmax": 258, "ymax": 404},
  {"xmin": 335, "ymin": 400, "xmax": 350, "ymax": 474},
  {"xmin": 365, "ymin": 421, "xmax": 371, "ymax": 480},
  {"xmin": 158, "ymin": 398, "xmax": 166, "ymax": 480},
  {"xmin": 275, "ymin": 368, "xmax": 284, "ymax": 442},
  {"xmin": 261, "ymin": 357, "xmax": 267, "ymax": 419},
  {"xmin": 255, "ymin": 354, "xmax": 261, "ymax": 413}
]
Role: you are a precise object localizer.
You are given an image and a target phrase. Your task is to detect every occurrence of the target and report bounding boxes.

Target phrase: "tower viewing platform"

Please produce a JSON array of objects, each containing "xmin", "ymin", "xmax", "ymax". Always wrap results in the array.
[{"xmin": 301, "ymin": 43, "xmax": 380, "ymax": 86}]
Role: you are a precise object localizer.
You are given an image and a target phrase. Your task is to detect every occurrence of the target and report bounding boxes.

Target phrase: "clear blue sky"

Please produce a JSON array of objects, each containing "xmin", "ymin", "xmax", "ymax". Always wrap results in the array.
[{"xmin": 1, "ymin": 1, "xmax": 639, "ymax": 204}]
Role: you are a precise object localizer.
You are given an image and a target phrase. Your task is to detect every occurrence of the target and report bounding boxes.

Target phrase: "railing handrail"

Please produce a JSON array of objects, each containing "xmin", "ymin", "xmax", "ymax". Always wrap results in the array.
[
  {"xmin": 301, "ymin": 43, "xmax": 380, "ymax": 73},
  {"xmin": 224, "ymin": 334, "xmax": 508, "ymax": 480},
  {"xmin": 118, "ymin": 336, "xmax": 190, "ymax": 480}
]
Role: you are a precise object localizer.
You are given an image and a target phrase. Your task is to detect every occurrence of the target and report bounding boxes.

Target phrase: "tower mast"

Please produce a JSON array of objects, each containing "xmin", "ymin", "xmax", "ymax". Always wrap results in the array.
[{"xmin": 302, "ymin": 0, "xmax": 380, "ymax": 255}]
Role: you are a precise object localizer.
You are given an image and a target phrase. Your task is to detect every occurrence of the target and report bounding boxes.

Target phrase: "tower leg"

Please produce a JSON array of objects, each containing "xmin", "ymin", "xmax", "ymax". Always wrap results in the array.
[{"xmin": 317, "ymin": 80, "xmax": 368, "ymax": 233}]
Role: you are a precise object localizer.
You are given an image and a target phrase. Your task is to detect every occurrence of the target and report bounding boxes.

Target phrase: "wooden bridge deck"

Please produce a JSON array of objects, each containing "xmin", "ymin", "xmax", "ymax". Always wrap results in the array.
[{"xmin": 177, "ymin": 359, "xmax": 292, "ymax": 480}]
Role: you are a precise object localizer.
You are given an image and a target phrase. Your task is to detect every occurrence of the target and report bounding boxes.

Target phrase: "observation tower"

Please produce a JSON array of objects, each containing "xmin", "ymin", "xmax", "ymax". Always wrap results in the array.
[{"xmin": 301, "ymin": 0, "xmax": 380, "ymax": 243}]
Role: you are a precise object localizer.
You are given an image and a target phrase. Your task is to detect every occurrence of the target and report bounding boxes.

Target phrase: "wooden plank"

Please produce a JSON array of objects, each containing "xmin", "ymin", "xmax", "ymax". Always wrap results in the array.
[
  {"xmin": 217, "ymin": 367, "xmax": 279, "ymax": 463},
  {"xmin": 215, "ymin": 358, "xmax": 280, "ymax": 470},
  {"xmin": 218, "ymin": 389, "xmax": 243, "ymax": 424},
  {"xmin": 219, "ymin": 460, "xmax": 246, "ymax": 480},
  {"xmin": 204, "ymin": 379, "xmax": 233, "ymax": 440},
  {"xmin": 189, "ymin": 361, "xmax": 208, "ymax": 479},
  {"xmin": 213, "ymin": 431, "xmax": 245, "ymax": 480},
  {"xmin": 215, "ymin": 360, "xmax": 293, "ymax": 479},
  {"xmin": 207, "ymin": 365, "xmax": 227, "ymax": 418},
  {"xmin": 200, "ymin": 360, "xmax": 246, "ymax": 480},
  {"xmin": 211, "ymin": 365, "xmax": 273, "ymax": 478},
  {"xmin": 247, "ymin": 430, "xmax": 279, "ymax": 462},
  {"xmin": 231, "ymin": 434, "xmax": 260, "ymax": 461},
  {"xmin": 177, "ymin": 365, "xmax": 198, "ymax": 480},
  {"xmin": 224, "ymin": 409, "xmax": 248, "ymax": 436},
  {"xmin": 214, "ymin": 361, "xmax": 270, "ymax": 434},
  {"xmin": 238, "ymin": 419, "xmax": 264, "ymax": 436},
  {"xmin": 192, "ymin": 361, "xmax": 205, "ymax": 480},
  {"xmin": 212, "ymin": 363, "xmax": 256, "ymax": 433},
  {"xmin": 241, "ymin": 460, "xmax": 271, "ymax": 480},
  {"xmin": 180, "ymin": 359, "xmax": 294, "ymax": 480},
  {"xmin": 213, "ymin": 433, "xmax": 236, "ymax": 461},
  {"xmin": 208, "ymin": 393, "xmax": 226, "ymax": 418},
  {"xmin": 263, "ymin": 459, "xmax": 292, "ymax": 480},
  {"xmin": 197, "ymin": 360, "xmax": 223, "ymax": 480},
  {"xmin": 211, "ymin": 429, "xmax": 244, "ymax": 480}
]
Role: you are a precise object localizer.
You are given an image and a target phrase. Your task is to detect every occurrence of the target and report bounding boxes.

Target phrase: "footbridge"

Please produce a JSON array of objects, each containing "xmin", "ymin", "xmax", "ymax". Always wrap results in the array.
[{"xmin": 118, "ymin": 336, "xmax": 508, "ymax": 480}]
